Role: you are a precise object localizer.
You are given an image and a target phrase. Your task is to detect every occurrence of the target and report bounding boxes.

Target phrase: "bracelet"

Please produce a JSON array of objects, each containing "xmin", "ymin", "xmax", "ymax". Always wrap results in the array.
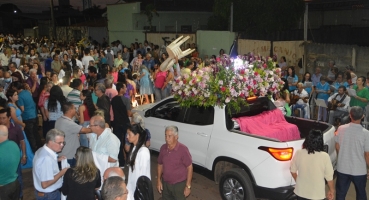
[{"xmin": 22, "ymin": 155, "xmax": 27, "ymax": 158}]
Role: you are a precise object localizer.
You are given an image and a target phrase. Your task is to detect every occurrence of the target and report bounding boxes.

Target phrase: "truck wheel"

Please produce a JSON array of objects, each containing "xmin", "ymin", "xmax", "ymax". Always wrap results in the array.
[{"xmin": 219, "ymin": 168, "xmax": 255, "ymax": 200}]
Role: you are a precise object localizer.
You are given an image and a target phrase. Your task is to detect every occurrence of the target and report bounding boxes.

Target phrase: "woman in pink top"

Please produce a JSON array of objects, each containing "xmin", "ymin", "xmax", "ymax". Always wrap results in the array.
[{"xmin": 153, "ymin": 68, "xmax": 168, "ymax": 102}]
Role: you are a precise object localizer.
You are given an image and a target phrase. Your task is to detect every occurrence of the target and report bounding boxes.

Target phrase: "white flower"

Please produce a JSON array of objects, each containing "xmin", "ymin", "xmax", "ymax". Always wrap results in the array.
[
  {"xmin": 178, "ymin": 90, "xmax": 182, "ymax": 95},
  {"xmin": 219, "ymin": 80, "xmax": 223, "ymax": 85},
  {"xmin": 225, "ymin": 97, "xmax": 231, "ymax": 103}
]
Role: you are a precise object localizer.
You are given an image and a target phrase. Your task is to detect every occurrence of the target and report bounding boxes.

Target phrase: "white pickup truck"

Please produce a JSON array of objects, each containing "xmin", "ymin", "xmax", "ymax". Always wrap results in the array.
[{"xmin": 134, "ymin": 96, "xmax": 337, "ymax": 200}]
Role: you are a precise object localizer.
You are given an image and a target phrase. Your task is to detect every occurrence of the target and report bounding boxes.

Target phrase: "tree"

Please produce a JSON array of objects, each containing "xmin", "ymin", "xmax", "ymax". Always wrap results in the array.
[
  {"xmin": 208, "ymin": 0, "xmax": 304, "ymax": 33},
  {"xmin": 141, "ymin": 3, "xmax": 159, "ymax": 31}
]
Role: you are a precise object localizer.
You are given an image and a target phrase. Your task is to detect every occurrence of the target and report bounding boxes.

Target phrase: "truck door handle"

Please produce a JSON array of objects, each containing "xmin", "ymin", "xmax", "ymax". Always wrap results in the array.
[{"xmin": 197, "ymin": 132, "xmax": 208, "ymax": 137}]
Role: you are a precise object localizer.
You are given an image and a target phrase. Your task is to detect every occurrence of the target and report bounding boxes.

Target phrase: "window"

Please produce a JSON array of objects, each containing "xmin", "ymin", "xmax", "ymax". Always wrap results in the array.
[
  {"xmin": 185, "ymin": 106, "xmax": 214, "ymax": 125},
  {"xmin": 153, "ymin": 101, "xmax": 186, "ymax": 123}
]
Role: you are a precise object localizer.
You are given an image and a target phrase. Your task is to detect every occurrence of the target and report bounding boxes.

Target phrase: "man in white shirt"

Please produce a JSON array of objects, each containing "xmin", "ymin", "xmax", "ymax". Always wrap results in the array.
[
  {"xmin": 328, "ymin": 85, "xmax": 350, "ymax": 125},
  {"xmin": 82, "ymin": 48, "xmax": 94, "ymax": 74},
  {"xmin": 32, "ymin": 129, "xmax": 68, "ymax": 200},
  {"xmin": 88, "ymin": 115, "xmax": 120, "ymax": 167},
  {"xmin": 291, "ymin": 82, "xmax": 309, "ymax": 118}
]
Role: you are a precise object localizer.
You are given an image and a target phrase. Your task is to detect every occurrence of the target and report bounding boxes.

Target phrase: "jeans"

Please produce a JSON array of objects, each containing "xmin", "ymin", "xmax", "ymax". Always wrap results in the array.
[
  {"xmin": 112, "ymin": 123, "xmax": 128, "ymax": 166},
  {"xmin": 80, "ymin": 121, "xmax": 90, "ymax": 147},
  {"xmin": 336, "ymin": 171, "xmax": 367, "ymax": 200},
  {"xmin": 154, "ymin": 87, "xmax": 167, "ymax": 102},
  {"xmin": 24, "ymin": 118, "xmax": 42, "ymax": 153},
  {"xmin": 292, "ymin": 104, "xmax": 307, "ymax": 118},
  {"xmin": 35, "ymin": 189, "xmax": 61, "ymax": 200},
  {"xmin": 328, "ymin": 110, "xmax": 349, "ymax": 125},
  {"xmin": 17, "ymin": 162, "xmax": 23, "ymax": 197},
  {"xmin": 0, "ymin": 179, "xmax": 20, "ymax": 200}
]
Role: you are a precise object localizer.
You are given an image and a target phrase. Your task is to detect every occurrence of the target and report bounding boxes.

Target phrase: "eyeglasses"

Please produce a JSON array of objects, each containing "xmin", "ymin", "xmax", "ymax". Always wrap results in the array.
[
  {"xmin": 90, "ymin": 124, "xmax": 99, "ymax": 127},
  {"xmin": 54, "ymin": 141, "xmax": 66, "ymax": 146}
]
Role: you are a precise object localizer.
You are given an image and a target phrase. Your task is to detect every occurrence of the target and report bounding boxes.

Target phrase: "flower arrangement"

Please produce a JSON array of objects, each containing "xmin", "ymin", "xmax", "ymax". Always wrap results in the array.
[{"xmin": 171, "ymin": 54, "xmax": 284, "ymax": 113}]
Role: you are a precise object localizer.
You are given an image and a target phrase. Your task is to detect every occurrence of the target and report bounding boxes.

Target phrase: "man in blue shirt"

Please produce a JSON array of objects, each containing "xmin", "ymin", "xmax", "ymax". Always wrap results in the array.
[{"xmin": 14, "ymin": 81, "xmax": 41, "ymax": 153}]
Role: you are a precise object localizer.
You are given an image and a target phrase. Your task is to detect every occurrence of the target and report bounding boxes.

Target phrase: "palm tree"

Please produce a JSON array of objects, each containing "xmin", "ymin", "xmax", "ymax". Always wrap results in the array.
[{"xmin": 141, "ymin": 4, "xmax": 159, "ymax": 31}]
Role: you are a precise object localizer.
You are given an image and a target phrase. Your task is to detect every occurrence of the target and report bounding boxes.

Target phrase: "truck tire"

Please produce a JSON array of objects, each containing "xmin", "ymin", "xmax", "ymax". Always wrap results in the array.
[{"xmin": 219, "ymin": 168, "xmax": 255, "ymax": 200}]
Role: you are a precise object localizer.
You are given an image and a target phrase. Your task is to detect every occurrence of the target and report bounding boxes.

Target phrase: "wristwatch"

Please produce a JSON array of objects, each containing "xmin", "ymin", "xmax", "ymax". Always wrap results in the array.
[{"xmin": 186, "ymin": 185, "xmax": 191, "ymax": 189}]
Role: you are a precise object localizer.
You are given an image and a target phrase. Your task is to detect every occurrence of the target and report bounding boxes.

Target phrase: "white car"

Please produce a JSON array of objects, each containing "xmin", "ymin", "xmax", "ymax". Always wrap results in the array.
[{"xmin": 134, "ymin": 96, "xmax": 337, "ymax": 200}]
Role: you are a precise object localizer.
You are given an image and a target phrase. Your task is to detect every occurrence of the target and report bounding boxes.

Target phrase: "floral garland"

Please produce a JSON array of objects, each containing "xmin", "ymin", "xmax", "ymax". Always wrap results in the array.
[{"xmin": 171, "ymin": 54, "xmax": 284, "ymax": 113}]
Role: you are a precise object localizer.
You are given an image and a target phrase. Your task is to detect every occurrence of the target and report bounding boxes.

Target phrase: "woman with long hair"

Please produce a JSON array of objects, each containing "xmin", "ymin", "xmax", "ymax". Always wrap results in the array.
[
  {"xmin": 125, "ymin": 113, "xmax": 151, "ymax": 152},
  {"xmin": 79, "ymin": 90, "xmax": 96, "ymax": 147},
  {"xmin": 349, "ymin": 76, "xmax": 369, "ymax": 109},
  {"xmin": 285, "ymin": 66, "xmax": 299, "ymax": 92},
  {"xmin": 6, "ymin": 89, "xmax": 34, "ymax": 169},
  {"xmin": 290, "ymin": 129, "xmax": 334, "ymax": 200},
  {"xmin": 61, "ymin": 146, "xmax": 101, "ymax": 200},
  {"xmin": 44, "ymin": 85, "xmax": 67, "ymax": 131},
  {"xmin": 301, "ymin": 72, "xmax": 313, "ymax": 95},
  {"xmin": 126, "ymin": 124, "xmax": 151, "ymax": 200},
  {"xmin": 273, "ymin": 78, "xmax": 291, "ymax": 116},
  {"xmin": 33, "ymin": 62, "xmax": 45, "ymax": 79}
]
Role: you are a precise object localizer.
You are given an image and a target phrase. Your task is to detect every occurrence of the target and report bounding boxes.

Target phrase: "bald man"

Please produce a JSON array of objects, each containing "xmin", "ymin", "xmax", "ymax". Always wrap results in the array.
[
  {"xmin": 88, "ymin": 115, "xmax": 120, "ymax": 167},
  {"xmin": 103, "ymin": 167, "xmax": 125, "ymax": 181},
  {"xmin": 0, "ymin": 125, "xmax": 21, "ymax": 200},
  {"xmin": 101, "ymin": 176, "xmax": 128, "ymax": 200}
]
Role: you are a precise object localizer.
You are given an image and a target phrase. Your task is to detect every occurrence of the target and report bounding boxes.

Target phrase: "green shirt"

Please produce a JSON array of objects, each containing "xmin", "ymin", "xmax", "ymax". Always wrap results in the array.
[
  {"xmin": 350, "ymin": 85, "xmax": 369, "ymax": 108},
  {"xmin": 0, "ymin": 140, "xmax": 20, "ymax": 185}
]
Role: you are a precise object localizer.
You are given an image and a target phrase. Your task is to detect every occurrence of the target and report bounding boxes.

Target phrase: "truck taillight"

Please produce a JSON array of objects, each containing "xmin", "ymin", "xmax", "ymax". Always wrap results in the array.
[{"xmin": 258, "ymin": 146, "xmax": 294, "ymax": 161}]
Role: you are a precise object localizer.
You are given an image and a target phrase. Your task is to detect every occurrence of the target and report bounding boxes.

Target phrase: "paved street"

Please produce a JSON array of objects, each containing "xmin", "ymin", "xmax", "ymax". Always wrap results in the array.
[{"xmin": 22, "ymin": 151, "xmax": 368, "ymax": 200}]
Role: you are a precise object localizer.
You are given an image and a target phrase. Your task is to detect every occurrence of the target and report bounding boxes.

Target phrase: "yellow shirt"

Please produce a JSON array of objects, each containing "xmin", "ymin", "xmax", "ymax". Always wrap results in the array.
[{"xmin": 290, "ymin": 149, "xmax": 334, "ymax": 199}]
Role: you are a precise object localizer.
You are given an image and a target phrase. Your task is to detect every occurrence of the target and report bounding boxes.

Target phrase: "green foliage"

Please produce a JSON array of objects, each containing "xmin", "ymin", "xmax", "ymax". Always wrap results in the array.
[{"xmin": 141, "ymin": 3, "xmax": 159, "ymax": 29}]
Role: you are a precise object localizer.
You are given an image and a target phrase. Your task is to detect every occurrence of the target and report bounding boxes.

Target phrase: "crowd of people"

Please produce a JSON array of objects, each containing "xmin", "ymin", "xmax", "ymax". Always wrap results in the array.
[
  {"xmin": 274, "ymin": 59, "xmax": 369, "ymax": 127},
  {"xmin": 0, "ymin": 34, "xmax": 196, "ymax": 200},
  {"xmin": 0, "ymin": 33, "xmax": 368, "ymax": 200}
]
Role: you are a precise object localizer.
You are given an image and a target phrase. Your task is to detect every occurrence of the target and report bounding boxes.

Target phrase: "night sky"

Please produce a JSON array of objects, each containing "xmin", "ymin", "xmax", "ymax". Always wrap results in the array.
[{"xmin": 1, "ymin": 0, "xmax": 118, "ymax": 13}]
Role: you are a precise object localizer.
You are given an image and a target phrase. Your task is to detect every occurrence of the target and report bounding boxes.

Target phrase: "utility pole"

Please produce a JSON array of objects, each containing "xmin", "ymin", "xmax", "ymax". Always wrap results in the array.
[
  {"xmin": 230, "ymin": 2, "xmax": 233, "ymax": 32},
  {"xmin": 304, "ymin": 2, "xmax": 308, "ymax": 41},
  {"xmin": 50, "ymin": 0, "xmax": 56, "ymax": 40}
]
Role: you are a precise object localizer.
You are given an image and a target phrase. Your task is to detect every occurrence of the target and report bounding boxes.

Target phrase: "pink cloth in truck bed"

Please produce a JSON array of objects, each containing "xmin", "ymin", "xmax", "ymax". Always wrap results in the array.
[{"xmin": 234, "ymin": 109, "xmax": 300, "ymax": 141}]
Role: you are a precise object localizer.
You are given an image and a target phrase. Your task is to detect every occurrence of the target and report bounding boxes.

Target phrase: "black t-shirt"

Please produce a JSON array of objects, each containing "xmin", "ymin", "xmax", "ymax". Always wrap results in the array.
[
  {"xmin": 96, "ymin": 94, "xmax": 110, "ymax": 124},
  {"xmin": 61, "ymin": 168, "xmax": 101, "ymax": 200},
  {"xmin": 111, "ymin": 95, "xmax": 130, "ymax": 125}
]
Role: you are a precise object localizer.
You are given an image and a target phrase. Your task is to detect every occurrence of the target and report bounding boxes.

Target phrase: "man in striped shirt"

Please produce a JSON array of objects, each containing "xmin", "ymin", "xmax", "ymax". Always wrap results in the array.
[{"xmin": 67, "ymin": 79, "xmax": 83, "ymax": 111}]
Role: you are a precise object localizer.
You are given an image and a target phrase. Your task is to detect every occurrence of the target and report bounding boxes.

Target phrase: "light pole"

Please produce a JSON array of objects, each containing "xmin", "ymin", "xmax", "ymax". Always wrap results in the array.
[{"xmin": 50, "ymin": 0, "xmax": 56, "ymax": 40}]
